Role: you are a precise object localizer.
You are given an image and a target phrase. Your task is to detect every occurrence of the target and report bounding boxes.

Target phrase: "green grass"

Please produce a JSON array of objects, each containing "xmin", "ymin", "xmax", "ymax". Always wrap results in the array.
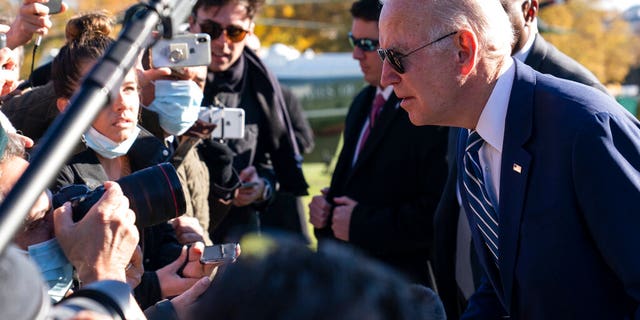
[{"xmin": 300, "ymin": 162, "xmax": 333, "ymax": 248}]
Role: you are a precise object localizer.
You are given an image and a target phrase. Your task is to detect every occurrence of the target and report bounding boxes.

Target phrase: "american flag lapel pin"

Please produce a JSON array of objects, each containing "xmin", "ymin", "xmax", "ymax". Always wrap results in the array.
[{"xmin": 513, "ymin": 163, "xmax": 522, "ymax": 174}]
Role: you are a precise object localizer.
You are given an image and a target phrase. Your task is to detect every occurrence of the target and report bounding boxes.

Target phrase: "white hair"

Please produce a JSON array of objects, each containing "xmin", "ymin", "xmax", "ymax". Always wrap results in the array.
[{"xmin": 426, "ymin": 0, "xmax": 514, "ymax": 61}]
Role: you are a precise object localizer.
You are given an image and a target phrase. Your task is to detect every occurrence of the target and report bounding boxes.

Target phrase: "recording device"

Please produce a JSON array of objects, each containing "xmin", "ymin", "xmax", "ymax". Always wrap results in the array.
[
  {"xmin": 43, "ymin": 0, "xmax": 63, "ymax": 14},
  {"xmin": 240, "ymin": 181, "xmax": 258, "ymax": 189},
  {"xmin": 151, "ymin": 33, "xmax": 211, "ymax": 68},
  {"xmin": 52, "ymin": 163, "xmax": 187, "ymax": 228},
  {"xmin": 199, "ymin": 106, "xmax": 246, "ymax": 140},
  {"xmin": 200, "ymin": 243, "xmax": 239, "ymax": 264}
]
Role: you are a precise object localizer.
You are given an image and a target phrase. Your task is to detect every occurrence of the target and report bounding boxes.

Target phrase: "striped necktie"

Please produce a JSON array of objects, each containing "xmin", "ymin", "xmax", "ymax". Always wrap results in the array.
[{"xmin": 462, "ymin": 130, "xmax": 499, "ymax": 265}]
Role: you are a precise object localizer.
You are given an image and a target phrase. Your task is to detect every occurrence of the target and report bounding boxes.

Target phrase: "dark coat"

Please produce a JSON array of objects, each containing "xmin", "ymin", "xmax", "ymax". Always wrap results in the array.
[
  {"xmin": 315, "ymin": 85, "xmax": 448, "ymax": 285},
  {"xmin": 461, "ymin": 60, "xmax": 640, "ymax": 319},
  {"xmin": 433, "ymin": 34, "xmax": 612, "ymax": 319}
]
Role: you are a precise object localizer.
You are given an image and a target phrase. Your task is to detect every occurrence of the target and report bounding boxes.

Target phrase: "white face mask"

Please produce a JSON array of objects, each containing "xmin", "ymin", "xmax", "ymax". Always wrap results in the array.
[
  {"xmin": 21, "ymin": 238, "xmax": 74, "ymax": 303},
  {"xmin": 146, "ymin": 80, "xmax": 204, "ymax": 136},
  {"xmin": 83, "ymin": 125, "xmax": 141, "ymax": 159}
]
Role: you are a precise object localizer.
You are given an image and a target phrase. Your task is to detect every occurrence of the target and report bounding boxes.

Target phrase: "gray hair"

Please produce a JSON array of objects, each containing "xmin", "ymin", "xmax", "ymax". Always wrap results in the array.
[{"xmin": 427, "ymin": 0, "xmax": 514, "ymax": 61}]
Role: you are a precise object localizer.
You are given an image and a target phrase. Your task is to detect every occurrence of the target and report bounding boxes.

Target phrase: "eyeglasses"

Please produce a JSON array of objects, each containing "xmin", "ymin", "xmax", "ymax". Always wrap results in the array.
[
  {"xmin": 198, "ymin": 19, "xmax": 249, "ymax": 43},
  {"xmin": 377, "ymin": 31, "xmax": 457, "ymax": 74},
  {"xmin": 348, "ymin": 32, "xmax": 379, "ymax": 52}
]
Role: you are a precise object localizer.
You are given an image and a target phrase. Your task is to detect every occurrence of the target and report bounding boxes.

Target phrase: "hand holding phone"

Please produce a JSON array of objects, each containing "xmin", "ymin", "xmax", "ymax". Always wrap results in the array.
[{"xmin": 200, "ymin": 243, "xmax": 239, "ymax": 264}]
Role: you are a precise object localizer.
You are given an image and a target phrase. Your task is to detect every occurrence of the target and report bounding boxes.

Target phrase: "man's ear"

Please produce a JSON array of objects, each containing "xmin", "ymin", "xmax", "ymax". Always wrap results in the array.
[
  {"xmin": 56, "ymin": 97, "xmax": 69, "ymax": 113},
  {"xmin": 524, "ymin": 0, "xmax": 538, "ymax": 23},
  {"xmin": 453, "ymin": 30, "xmax": 477, "ymax": 76}
]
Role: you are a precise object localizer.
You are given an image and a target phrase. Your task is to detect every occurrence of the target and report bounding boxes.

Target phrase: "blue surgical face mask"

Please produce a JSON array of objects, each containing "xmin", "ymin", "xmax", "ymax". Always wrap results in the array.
[
  {"xmin": 146, "ymin": 80, "xmax": 204, "ymax": 136},
  {"xmin": 23, "ymin": 238, "xmax": 74, "ymax": 303},
  {"xmin": 83, "ymin": 125, "xmax": 141, "ymax": 159}
]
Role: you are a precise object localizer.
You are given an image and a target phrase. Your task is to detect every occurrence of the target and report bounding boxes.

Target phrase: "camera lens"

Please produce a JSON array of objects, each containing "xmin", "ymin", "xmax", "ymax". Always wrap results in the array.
[
  {"xmin": 169, "ymin": 48, "xmax": 185, "ymax": 63},
  {"xmin": 197, "ymin": 37, "xmax": 207, "ymax": 43}
]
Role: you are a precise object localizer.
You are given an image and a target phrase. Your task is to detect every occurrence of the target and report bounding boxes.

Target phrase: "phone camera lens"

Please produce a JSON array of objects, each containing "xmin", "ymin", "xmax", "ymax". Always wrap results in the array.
[{"xmin": 169, "ymin": 49, "xmax": 185, "ymax": 63}]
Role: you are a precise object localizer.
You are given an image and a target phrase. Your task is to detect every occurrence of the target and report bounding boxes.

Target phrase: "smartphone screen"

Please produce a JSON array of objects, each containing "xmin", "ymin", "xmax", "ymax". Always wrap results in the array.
[{"xmin": 200, "ymin": 243, "xmax": 238, "ymax": 264}]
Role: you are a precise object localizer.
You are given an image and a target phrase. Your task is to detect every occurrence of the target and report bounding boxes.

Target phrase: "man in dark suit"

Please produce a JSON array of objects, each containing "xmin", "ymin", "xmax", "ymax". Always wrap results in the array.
[
  {"xmin": 379, "ymin": 0, "xmax": 640, "ymax": 318},
  {"xmin": 308, "ymin": 0, "xmax": 448, "ymax": 286},
  {"xmin": 432, "ymin": 1, "xmax": 614, "ymax": 318}
]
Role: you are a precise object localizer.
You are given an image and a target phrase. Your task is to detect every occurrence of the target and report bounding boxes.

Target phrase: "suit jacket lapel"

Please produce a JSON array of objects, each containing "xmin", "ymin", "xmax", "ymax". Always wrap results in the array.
[
  {"xmin": 498, "ymin": 60, "xmax": 534, "ymax": 311},
  {"xmin": 329, "ymin": 87, "xmax": 375, "ymax": 198},
  {"xmin": 351, "ymin": 94, "xmax": 400, "ymax": 172}
]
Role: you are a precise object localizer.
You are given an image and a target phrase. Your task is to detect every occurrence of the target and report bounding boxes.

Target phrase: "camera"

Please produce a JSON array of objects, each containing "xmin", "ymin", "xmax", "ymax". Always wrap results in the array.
[
  {"xmin": 53, "ymin": 163, "xmax": 187, "ymax": 228},
  {"xmin": 151, "ymin": 33, "xmax": 211, "ymax": 68}
]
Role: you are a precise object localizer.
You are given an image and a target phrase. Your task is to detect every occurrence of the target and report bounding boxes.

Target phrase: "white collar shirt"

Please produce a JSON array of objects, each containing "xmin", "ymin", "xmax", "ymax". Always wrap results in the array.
[{"xmin": 474, "ymin": 58, "xmax": 516, "ymax": 208}]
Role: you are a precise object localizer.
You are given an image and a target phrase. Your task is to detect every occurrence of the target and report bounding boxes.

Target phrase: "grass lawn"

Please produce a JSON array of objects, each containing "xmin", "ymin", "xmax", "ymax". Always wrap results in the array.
[{"xmin": 300, "ymin": 162, "xmax": 334, "ymax": 247}]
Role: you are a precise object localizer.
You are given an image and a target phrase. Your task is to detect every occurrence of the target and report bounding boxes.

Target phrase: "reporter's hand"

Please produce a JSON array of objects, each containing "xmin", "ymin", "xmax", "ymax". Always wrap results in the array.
[
  {"xmin": 170, "ymin": 216, "xmax": 205, "ymax": 245},
  {"xmin": 233, "ymin": 166, "xmax": 264, "ymax": 207},
  {"xmin": 7, "ymin": 0, "xmax": 69, "ymax": 49},
  {"xmin": 137, "ymin": 66, "xmax": 172, "ymax": 106},
  {"xmin": 53, "ymin": 181, "xmax": 139, "ymax": 284},
  {"xmin": 170, "ymin": 276, "xmax": 211, "ymax": 319},
  {"xmin": 126, "ymin": 245, "xmax": 144, "ymax": 288},
  {"xmin": 157, "ymin": 242, "xmax": 215, "ymax": 298},
  {"xmin": 309, "ymin": 187, "xmax": 331, "ymax": 228},
  {"xmin": 0, "ymin": 40, "xmax": 19, "ymax": 96}
]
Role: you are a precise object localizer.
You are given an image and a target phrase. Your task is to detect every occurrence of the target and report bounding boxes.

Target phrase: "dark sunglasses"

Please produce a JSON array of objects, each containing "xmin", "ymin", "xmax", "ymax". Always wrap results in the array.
[
  {"xmin": 348, "ymin": 32, "xmax": 379, "ymax": 52},
  {"xmin": 198, "ymin": 19, "xmax": 249, "ymax": 43},
  {"xmin": 377, "ymin": 31, "xmax": 457, "ymax": 74}
]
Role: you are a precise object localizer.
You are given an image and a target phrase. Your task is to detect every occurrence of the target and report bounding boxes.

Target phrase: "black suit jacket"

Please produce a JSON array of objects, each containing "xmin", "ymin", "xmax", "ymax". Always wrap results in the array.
[
  {"xmin": 315, "ymin": 85, "xmax": 448, "ymax": 285},
  {"xmin": 433, "ymin": 33, "xmax": 611, "ymax": 320}
]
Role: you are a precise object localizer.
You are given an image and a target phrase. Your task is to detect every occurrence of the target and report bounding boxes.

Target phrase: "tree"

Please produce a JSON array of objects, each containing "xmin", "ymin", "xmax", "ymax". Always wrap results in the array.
[{"xmin": 539, "ymin": 0, "xmax": 640, "ymax": 84}]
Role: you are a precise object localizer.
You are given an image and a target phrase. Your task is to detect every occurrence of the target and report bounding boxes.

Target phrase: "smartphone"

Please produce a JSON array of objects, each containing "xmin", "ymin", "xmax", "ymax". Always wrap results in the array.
[
  {"xmin": 240, "ymin": 181, "xmax": 258, "ymax": 189},
  {"xmin": 198, "ymin": 106, "xmax": 246, "ymax": 139},
  {"xmin": 44, "ymin": 0, "xmax": 63, "ymax": 14},
  {"xmin": 200, "ymin": 243, "xmax": 238, "ymax": 264},
  {"xmin": 151, "ymin": 33, "xmax": 211, "ymax": 68}
]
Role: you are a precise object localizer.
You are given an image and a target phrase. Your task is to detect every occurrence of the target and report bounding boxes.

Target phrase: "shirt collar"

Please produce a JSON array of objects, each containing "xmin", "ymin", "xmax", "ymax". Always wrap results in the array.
[
  {"xmin": 377, "ymin": 85, "xmax": 394, "ymax": 101},
  {"xmin": 476, "ymin": 58, "xmax": 515, "ymax": 153},
  {"xmin": 512, "ymin": 25, "xmax": 538, "ymax": 62}
]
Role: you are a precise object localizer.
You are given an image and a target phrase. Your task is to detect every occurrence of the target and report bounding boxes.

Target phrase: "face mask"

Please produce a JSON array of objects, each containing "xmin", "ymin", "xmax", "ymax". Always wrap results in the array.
[
  {"xmin": 146, "ymin": 80, "xmax": 204, "ymax": 136},
  {"xmin": 23, "ymin": 238, "xmax": 74, "ymax": 303},
  {"xmin": 83, "ymin": 125, "xmax": 140, "ymax": 159}
]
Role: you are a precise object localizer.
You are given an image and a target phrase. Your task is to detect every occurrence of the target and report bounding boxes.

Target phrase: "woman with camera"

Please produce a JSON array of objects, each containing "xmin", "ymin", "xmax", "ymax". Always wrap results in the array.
[{"xmin": 50, "ymin": 30, "xmax": 215, "ymax": 311}]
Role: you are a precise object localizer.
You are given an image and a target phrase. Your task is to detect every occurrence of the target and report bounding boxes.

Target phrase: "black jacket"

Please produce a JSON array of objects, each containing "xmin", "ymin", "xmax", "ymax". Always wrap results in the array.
[
  {"xmin": 203, "ymin": 48, "xmax": 309, "ymax": 243},
  {"xmin": 315, "ymin": 86, "xmax": 448, "ymax": 285}
]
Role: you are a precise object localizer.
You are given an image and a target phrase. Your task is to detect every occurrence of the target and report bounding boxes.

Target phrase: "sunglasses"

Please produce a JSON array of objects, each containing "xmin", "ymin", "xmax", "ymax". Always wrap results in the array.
[
  {"xmin": 377, "ymin": 31, "xmax": 457, "ymax": 74},
  {"xmin": 198, "ymin": 19, "xmax": 249, "ymax": 43},
  {"xmin": 348, "ymin": 32, "xmax": 379, "ymax": 52}
]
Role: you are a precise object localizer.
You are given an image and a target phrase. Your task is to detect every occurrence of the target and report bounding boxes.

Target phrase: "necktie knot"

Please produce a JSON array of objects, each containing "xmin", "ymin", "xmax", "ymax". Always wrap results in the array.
[{"xmin": 466, "ymin": 130, "xmax": 483, "ymax": 155}]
